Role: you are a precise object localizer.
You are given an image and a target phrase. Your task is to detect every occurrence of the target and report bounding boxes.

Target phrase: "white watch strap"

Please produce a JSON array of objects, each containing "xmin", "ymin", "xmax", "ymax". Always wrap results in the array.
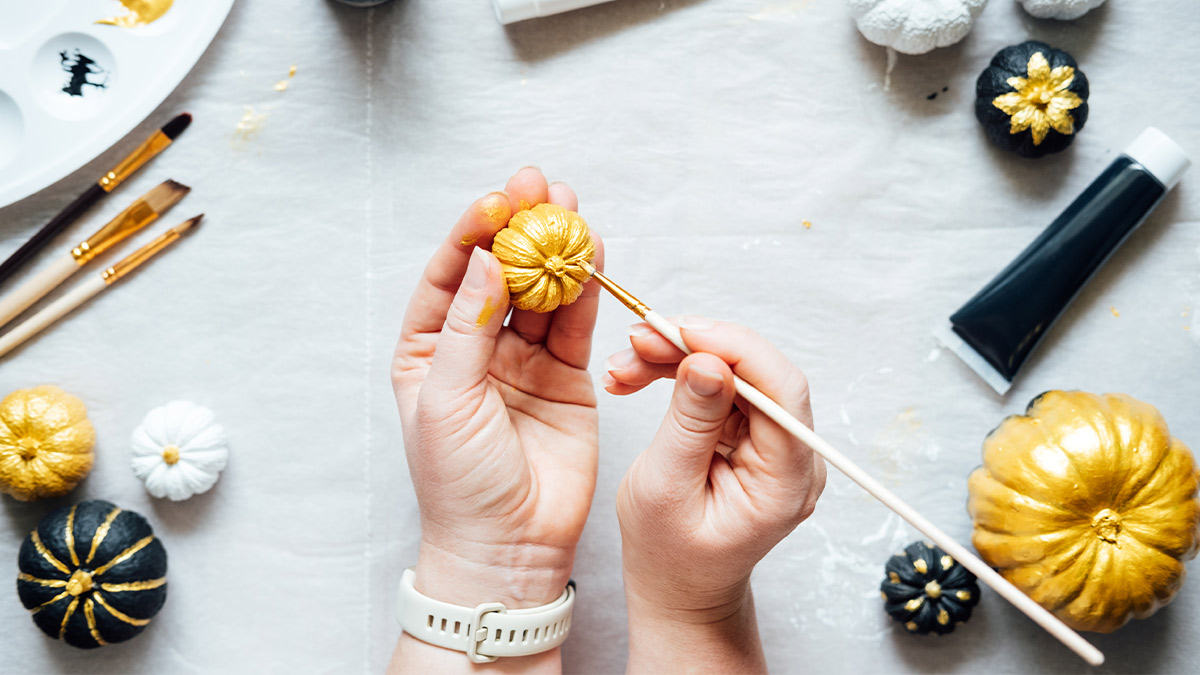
[{"xmin": 396, "ymin": 567, "xmax": 575, "ymax": 663}]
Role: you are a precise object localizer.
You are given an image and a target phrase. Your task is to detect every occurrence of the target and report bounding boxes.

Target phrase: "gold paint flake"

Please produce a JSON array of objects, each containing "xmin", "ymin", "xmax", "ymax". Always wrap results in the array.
[
  {"xmin": 992, "ymin": 51, "xmax": 1082, "ymax": 146},
  {"xmin": 96, "ymin": 0, "xmax": 174, "ymax": 28},
  {"xmin": 802, "ymin": 220, "xmax": 812, "ymax": 229},
  {"xmin": 1110, "ymin": 306, "xmax": 1120, "ymax": 318},
  {"xmin": 275, "ymin": 64, "xmax": 298, "ymax": 92},
  {"xmin": 234, "ymin": 106, "xmax": 269, "ymax": 142}
]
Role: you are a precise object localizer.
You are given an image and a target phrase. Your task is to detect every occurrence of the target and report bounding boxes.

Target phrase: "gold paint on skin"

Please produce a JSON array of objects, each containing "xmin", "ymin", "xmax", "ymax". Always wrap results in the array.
[
  {"xmin": 517, "ymin": 199, "xmax": 533, "ymax": 212},
  {"xmin": 96, "ymin": 0, "xmax": 174, "ymax": 28},
  {"xmin": 87, "ymin": 508, "xmax": 123, "ymax": 564},
  {"xmin": 101, "ymin": 577, "xmax": 166, "ymax": 593},
  {"xmin": 93, "ymin": 592, "xmax": 151, "ymax": 626},
  {"xmin": 92, "ymin": 535, "xmax": 154, "ymax": 576},
  {"xmin": 992, "ymin": 52, "xmax": 1082, "ymax": 146},
  {"xmin": 460, "ymin": 233, "xmax": 480, "ymax": 247},
  {"xmin": 84, "ymin": 598, "xmax": 107, "ymax": 646},
  {"xmin": 969, "ymin": 390, "xmax": 1200, "ymax": 633},
  {"xmin": 31, "ymin": 531, "xmax": 71, "ymax": 575},
  {"xmin": 476, "ymin": 297, "xmax": 497, "ymax": 329},
  {"xmin": 65, "ymin": 506, "xmax": 80, "ymax": 567},
  {"xmin": 492, "ymin": 203, "xmax": 595, "ymax": 313}
]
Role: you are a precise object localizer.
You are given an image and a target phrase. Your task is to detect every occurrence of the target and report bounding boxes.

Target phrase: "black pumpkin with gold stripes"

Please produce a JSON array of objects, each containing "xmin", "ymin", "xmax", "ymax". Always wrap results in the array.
[
  {"xmin": 880, "ymin": 541, "xmax": 979, "ymax": 635},
  {"xmin": 16, "ymin": 499, "xmax": 168, "ymax": 648}
]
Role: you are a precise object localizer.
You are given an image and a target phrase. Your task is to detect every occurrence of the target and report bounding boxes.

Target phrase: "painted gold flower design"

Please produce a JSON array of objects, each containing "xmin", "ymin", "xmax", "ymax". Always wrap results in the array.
[{"xmin": 992, "ymin": 51, "xmax": 1082, "ymax": 146}]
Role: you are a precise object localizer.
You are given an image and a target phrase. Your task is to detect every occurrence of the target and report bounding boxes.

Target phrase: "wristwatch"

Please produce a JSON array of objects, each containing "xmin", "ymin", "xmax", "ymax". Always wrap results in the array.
[{"xmin": 396, "ymin": 568, "xmax": 576, "ymax": 663}]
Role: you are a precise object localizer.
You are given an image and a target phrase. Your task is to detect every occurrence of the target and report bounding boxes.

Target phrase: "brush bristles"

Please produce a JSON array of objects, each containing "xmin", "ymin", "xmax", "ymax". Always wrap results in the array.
[
  {"xmin": 173, "ymin": 214, "xmax": 203, "ymax": 235},
  {"xmin": 162, "ymin": 113, "xmax": 192, "ymax": 140},
  {"xmin": 143, "ymin": 180, "xmax": 190, "ymax": 213}
]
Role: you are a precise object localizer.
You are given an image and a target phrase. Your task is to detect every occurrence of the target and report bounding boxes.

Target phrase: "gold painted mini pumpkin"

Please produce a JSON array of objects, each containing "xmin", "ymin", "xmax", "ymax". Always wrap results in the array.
[
  {"xmin": 0, "ymin": 386, "xmax": 95, "ymax": 501},
  {"xmin": 968, "ymin": 391, "xmax": 1200, "ymax": 633},
  {"xmin": 492, "ymin": 203, "xmax": 595, "ymax": 313}
]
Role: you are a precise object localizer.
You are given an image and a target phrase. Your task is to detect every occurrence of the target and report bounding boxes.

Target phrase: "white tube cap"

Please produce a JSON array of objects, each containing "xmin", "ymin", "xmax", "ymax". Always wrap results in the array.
[
  {"xmin": 1124, "ymin": 127, "xmax": 1191, "ymax": 191},
  {"xmin": 494, "ymin": 0, "xmax": 615, "ymax": 24}
]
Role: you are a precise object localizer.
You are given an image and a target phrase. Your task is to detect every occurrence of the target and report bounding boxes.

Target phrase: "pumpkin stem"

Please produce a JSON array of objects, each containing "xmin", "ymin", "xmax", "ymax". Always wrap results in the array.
[
  {"xmin": 162, "ymin": 445, "xmax": 181, "ymax": 465},
  {"xmin": 1090, "ymin": 509, "xmax": 1122, "ymax": 544},
  {"xmin": 66, "ymin": 569, "xmax": 94, "ymax": 596},
  {"xmin": 924, "ymin": 580, "xmax": 943, "ymax": 599},
  {"xmin": 16, "ymin": 437, "xmax": 39, "ymax": 460},
  {"xmin": 543, "ymin": 255, "xmax": 568, "ymax": 279}
]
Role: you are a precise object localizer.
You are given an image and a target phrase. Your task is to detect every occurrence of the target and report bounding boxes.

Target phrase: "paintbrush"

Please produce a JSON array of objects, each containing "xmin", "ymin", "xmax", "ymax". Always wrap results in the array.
[
  {"xmin": 0, "ymin": 215, "xmax": 202, "ymax": 359},
  {"xmin": 579, "ymin": 260, "xmax": 1106, "ymax": 668},
  {"xmin": 0, "ymin": 179, "xmax": 189, "ymax": 329},
  {"xmin": 0, "ymin": 113, "xmax": 192, "ymax": 287}
]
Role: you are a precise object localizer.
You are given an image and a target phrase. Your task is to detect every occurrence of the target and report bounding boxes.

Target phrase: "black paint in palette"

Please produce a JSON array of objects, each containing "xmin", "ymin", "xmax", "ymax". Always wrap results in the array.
[
  {"xmin": 939, "ymin": 127, "xmax": 1191, "ymax": 395},
  {"xmin": 60, "ymin": 49, "xmax": 108, "ymax": 97}
]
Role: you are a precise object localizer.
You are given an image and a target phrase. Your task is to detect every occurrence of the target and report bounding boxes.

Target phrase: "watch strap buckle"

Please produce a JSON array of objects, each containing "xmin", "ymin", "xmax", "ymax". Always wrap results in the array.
[{"xmin": 466, "ymin": 601, "xmax": 507, "ymax": 663}]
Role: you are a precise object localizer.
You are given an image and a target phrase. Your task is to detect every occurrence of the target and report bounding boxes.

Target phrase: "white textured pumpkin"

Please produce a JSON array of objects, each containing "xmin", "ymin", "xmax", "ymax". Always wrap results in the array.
[
  {"xmin": 848, "ymin": 0, "xmax": 989, "ymax": 55},
  {"xmin": 1016, "ymin": 0, "xmax": 1105, "ymax": 20},
  {"xmin": 131, "ymin": 401, "xmax": 229, "ymax": 501}
]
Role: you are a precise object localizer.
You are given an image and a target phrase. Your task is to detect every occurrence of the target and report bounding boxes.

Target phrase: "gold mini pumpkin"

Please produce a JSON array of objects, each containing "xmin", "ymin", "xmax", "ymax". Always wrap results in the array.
[
  {"xmin": 491, "ymin": 203, "xmax": 595, "ymax": 313},
  {"xmin": 0, "ymin": 386, "xmax": 96, "ymax": 501},
  {"xmin": 968, "ymin": 391, "xmax": 1200, "ymax": 633}
]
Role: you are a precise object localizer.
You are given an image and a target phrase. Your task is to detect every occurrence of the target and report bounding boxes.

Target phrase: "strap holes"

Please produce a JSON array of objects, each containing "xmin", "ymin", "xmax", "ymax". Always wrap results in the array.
[
  {"xmin": 495, "ymin": 628, "xmax": 502, "ymax": 642},
  {"xmin": 426, "ymin": 615, "xmax": 433, "ymax": 629},
  {"xmin": 508, "ymin": 630, "xmax": 516, "ymax": 643},
  {"xmin": 521, "ymin": 629, "xmax": 529, "ymax": 644},
  {"xmin": 440, "ymin": 618, "xmax": 447, "ymax": 633},
  {"xmin": 453, "ymin": 621, "xmax": 461, "ymax": 636},
  {"xmin": 533, "ymin": 627, "xmax": 540, "ymax": 641}
]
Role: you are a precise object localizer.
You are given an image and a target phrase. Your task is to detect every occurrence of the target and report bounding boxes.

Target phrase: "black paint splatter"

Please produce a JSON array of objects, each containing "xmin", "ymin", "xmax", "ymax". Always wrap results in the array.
[
  {"xmin": 60, "ymin": 50, "xmax": 108, "ymax": 97},
  {"xmin": 926, "ymin": 92, "xmax": 938, "ymax": 100}
]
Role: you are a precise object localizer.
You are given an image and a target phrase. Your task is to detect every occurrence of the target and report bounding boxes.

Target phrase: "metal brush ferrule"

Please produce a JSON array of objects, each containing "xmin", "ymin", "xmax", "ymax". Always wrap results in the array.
[
  {"xmin": 579, "ymin": 261, "xmax": 652, "ymax": 319},
  {"xmin": 103, "ymin": 230, "xmax": 181, "ymax": 283},
  {"xmin": 98, "ymin": 131, "xmax": 171, "ymax": 192},
  {"xmin": 72, "ymin": 200, "xmax": 158, "ymax": 264}
]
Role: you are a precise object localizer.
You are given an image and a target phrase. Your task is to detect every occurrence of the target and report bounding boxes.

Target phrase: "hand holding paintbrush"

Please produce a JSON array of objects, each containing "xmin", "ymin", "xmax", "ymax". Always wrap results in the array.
[{"xmin": 0, "ymin": 215, "xmax": 202, "ymax": 359}]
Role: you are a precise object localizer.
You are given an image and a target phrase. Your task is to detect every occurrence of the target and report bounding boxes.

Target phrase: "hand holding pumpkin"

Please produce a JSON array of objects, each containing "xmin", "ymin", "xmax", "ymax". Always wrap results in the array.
[
  {"xmin": 604, "ymin": 318, "xmax": 826, "ymax": 672},
  {"xmin": 389, "ymin": 168, "xmax": 603, "ymax": 669}
]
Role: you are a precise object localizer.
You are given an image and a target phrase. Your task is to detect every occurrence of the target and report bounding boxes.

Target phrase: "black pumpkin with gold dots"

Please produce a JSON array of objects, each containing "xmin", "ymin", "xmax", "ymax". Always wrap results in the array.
[
  {"xmin": 16, "ymin": 499, "xmax": 168, "ymax": 648},
  {"xmin": 881, "ymin": 541, "xmax": 980, "ymax": 635}
]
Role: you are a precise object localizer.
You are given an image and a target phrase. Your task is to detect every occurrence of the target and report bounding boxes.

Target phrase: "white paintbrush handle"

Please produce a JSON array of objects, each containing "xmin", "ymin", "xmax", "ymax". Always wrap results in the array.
[
  {"xmin": 0, "ymin": 275, "xmax": 106, "ymax": 358},
  {"xmin": 0, "ymin": 254, "xmax": 80, "ymax": 329},
  {"xmin": 641, "ymin": 310, "xmax": 1104, "ymax": 667}
]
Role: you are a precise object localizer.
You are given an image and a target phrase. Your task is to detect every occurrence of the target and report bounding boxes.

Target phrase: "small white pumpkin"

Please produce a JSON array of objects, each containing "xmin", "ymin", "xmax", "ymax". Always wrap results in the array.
[
  {"xmin": 848, "ymin": 0, "xmax": 989, "ymax": 55},
  {"xmin": 1016, "ymin": 0, "xmax": 1105, "ymax": 20},
  {"xmin": 131, "ymin": 401, "xmax": 229, "ymax": 501}
]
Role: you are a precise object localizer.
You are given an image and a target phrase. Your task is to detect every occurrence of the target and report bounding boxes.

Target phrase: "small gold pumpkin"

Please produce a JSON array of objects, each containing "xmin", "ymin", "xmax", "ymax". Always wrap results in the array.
[
  {"xmin": 491, "ymin": 203, "xmax": 595, "ymax": 313},
  {"xmin": 0, "ymin": 386, "xmax": 96, "ymax": 501},
  {"xmin": 968, "ymin": 391, "xmax": 1200, "ymax": 633}
]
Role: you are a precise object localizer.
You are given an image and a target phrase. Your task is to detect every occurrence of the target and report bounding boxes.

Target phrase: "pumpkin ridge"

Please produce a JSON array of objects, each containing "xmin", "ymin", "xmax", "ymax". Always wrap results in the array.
[
  {"xmin": 92, "ymin": 535, "xmax": 155, "ymax": 577},
  {"xmin": 31, "ymin": 530, "xmax": 71, "ymax": 575},
  {"xmin": 1117, "ymin": 434, "xmax": 1188, "ymax": 512},
  {"xmin": 1025, "ymin": 537, "xmax": 1097, "ymax": 611},
  {"xmin": 83, "ymin": 598, "xmax": 107, "ymax": 646},
  {"xmin": 64, "ymin": 505, "xmax": 81, "ymax": 567},
  {"xmin": 58, "ymin": 596, "xmax": 80, "ymax": 638}
]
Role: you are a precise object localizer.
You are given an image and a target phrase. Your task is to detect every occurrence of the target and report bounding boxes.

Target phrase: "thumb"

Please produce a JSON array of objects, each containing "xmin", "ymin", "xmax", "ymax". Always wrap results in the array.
[
  {"xmin": 645, "ymin": 352, "xmax": 736, "ymax": 487},
  {"xmin": 425, "ymin": 247, "xmax": 510, "ymax": 395}
]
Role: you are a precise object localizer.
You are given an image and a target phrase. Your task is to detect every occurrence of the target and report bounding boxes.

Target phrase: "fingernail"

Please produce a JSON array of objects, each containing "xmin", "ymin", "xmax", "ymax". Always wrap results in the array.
[
  {"xmin": 464, "ymin": 248, "xmax": 489, "ymax": 291},
  {"xmin": 628, "ymin": 323, "xmax": 652, "ymax": 337},
  {"xmin": 519, "ymin": 165, "xmax": 542, "ymax": 173},
  {"xmin": 600, "ymin": 372, "xmax": 617, "ymax": 388},
  {"xmin": 604, "ymin": 348, "xmax": 636, "ymax": 372},
  {"xmin": 686, "ymin": 365, "xmax": 724, "ymax": 397},
  {"xmin": 679, "ymin": 315, "xmax": 715, "ymax": 331}
]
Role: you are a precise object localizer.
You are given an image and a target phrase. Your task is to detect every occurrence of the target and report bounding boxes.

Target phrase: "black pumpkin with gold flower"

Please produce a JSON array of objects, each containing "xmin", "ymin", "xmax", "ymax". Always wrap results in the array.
[
  {"xmin": 881, "ymin": 541, "xmax": 980, "ymax": 635},
  {"xmin": 16, "ymin": 500, "xmax": 168, "ymax": 648},
  {"xmin": 975, "ymin": 41, "xmax": 1089, "ymax": 158}
]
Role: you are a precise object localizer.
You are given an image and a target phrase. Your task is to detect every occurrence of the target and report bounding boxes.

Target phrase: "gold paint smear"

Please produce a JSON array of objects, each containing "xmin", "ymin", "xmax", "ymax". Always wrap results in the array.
[
  {"xmin": 92, "ymin": 535, "xmax": 154, "ymax": 577},
  {"xmin": 802, "ymin": 220, "xmax": 812, "ymax": 229},
  {"xmin": 84, "ymin": 598, "xmax": 108, "ymax": 646},
  {"xmin": 101, "ymin": 577, "xmax": 166, "ymax": 593},
  {"xmin": 87, "ymin": 508, "xmax": 123, "ymax": 564},
  {"xmin": 460, "ymin": 233, "xmax": 479, "ymax": 247},
  {"xmin": 97, "ymin": 0, "xmax": 174, "ymax": 28},
  {"xmin": 1110, "ymin": 306, "xmax": 1120, "ymax": 318},
  {"xmin": 234, "ymin": 106, "xmax": 269, "ymax": 143},
  {"xmin": 93, "ymin": 592, "xmax": 152, "ymax": 626},
  {"xmin": 275, "ymin": 64, "xmax": 298, "ymax": 92},
  {"xmin": 476, "ymin": 297, "xmax": 497, "ymax": 329},
  {"xmin": 31, "ymin": 531, "xmax": 71, "ymax": 575}
]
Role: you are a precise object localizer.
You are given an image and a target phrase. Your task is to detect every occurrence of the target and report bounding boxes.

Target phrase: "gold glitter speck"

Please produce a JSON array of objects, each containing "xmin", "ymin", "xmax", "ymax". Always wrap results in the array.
[
  {"xmin": 275, "ymin": 64, "xmax": 298, "ymax": 92},
  {"xmin": 234, "ymin": 106, "xmax": 269, "ymax": 142},
  {"xmin": 802, "ymin": 220, "xmax": 812, "ymax": 229},
  {"xmin": 1110, "ymin": 306, "xmax": 1120, "ymax": 317}
]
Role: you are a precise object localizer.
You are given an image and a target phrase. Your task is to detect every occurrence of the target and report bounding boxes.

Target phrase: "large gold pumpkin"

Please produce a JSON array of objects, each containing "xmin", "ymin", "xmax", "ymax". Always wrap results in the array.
[
  {"xmin": 968, "ymin": 391, "xmax": 1200, "ymax": 633},
  {"xmin": 0, "ymin": 386, "xmax": 96, "ymax": 501},
  {"xmin": 492, "ymin": 203, "xmax": 595, "ymax": 313}
]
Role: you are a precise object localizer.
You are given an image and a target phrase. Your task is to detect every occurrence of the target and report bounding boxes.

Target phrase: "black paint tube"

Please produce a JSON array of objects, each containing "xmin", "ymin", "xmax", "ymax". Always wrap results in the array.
[{"xmin": 937, "ymin": 128, "xmax": 1190, "ymax": 395}]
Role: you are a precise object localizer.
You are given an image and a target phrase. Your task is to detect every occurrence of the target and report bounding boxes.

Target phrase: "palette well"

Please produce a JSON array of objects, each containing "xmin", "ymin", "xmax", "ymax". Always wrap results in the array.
[{"xmin": 0, "ymin": 0, "xmax": 235, "ymax": 209}]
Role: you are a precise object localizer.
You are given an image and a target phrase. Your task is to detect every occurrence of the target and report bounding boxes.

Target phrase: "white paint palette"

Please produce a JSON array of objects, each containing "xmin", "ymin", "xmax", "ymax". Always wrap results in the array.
[{"xmin": 0, "ymin": 0, "xmax": 235, "ymax": 208}]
